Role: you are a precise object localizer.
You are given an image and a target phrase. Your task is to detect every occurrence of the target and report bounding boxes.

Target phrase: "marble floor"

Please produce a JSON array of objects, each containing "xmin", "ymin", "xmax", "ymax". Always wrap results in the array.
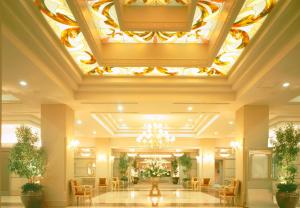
[{"xmin": 0, "ymin": 190, "xmax": 239, "ymax": 208}]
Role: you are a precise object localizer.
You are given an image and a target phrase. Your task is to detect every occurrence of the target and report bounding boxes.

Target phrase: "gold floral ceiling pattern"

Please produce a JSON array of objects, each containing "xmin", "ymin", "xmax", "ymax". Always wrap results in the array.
[
  {"xmin": 34, "ymin": 0, "xmax": 277, "ymax": 77},
  {"xmin": 88, "ymin": 0, "xmax": 223, "ymax": 43},
  {"xmin": 124, "ymin": 0, "xmax": 189, "ymax": 6}
]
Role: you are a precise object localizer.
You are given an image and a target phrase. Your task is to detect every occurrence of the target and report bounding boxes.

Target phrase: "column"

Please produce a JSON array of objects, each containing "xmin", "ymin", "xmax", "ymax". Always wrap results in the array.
[
  {"xmin": 41, "ymin": 104, "xmax": 74, "ymax": 207},
  {"xmin": 199, "ymin": 139, "xmax": 215, "ymax": 183},
  {"xmin": 235, "ymin": 105, "xmax": 270, "ymax": 206},
  {"xmin": 95, "ymin": 138, "xmax": 111, "ymax": 179}
]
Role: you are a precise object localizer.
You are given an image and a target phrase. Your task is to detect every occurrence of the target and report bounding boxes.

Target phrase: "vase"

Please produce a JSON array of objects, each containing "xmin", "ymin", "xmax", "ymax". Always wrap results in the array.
[
  {"xmin": 149, "ymin": 177, "xmax": 161, "ymax": 196},
  {"xmin": 276, "ymin": 191, "xmax": 299, "ymax": 208},
  {"xmin": 21, "ymin": 191, "xmax": 43, "ymax": 208},
  {"xmin": 151, "ymin": 177, "xmax": 160, "ymax": 185}
]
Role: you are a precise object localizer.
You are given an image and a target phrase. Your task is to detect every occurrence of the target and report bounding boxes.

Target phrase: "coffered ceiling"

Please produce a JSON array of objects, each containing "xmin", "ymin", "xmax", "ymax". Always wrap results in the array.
[
  {"xmin": 1, "ymin": 0, "xmax": 300, "ymax": 139},
  {"xmin": 90, "ymin": 113, "xmax": 219, "ymax": 137},
  {"xmin": 33, "ymin": 0, "xmax": 278, "ymax": 76}
]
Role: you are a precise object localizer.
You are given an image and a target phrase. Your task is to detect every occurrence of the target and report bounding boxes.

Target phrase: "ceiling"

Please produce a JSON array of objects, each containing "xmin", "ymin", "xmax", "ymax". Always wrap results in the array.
[{"xmin": 1, "ymin": 0, "xmax": 300, "ymax": 140}]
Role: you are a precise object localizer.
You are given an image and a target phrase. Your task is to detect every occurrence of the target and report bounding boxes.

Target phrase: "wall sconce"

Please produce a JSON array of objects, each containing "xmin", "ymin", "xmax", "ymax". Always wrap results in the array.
[
  {"xmin": 196, "ymin": 155, "xmax": 201, "ymax": 163},
  {"xmin": 97, "ymin": 154, "xmax": 107, "ymax": 161},
  {"xmin": 69, "ymin": 139, "xmax": 80, "ymax": 149},
  {"xmin": 203, "ymin": 154, "xmax": 214, "ymax": 163},
  {"xmin": 110, "ymin": 156, "xmax": 115, "ymax": 161},
  {"xmin": 230, "ymin": 141, "xmax": 241, "ymax": 151}
]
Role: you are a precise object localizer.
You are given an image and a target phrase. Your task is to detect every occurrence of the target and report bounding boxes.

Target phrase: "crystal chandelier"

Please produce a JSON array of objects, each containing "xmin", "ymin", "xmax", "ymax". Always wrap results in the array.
[{"xmin": 136, "ymin": 123, "xmax": 175, "ymax": 148}]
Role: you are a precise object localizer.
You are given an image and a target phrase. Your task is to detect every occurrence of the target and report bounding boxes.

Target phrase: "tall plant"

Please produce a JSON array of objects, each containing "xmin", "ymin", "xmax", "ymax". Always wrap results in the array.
[
  {"xmin": 273, "ymin": 123, "xmax": 300, "ymax": 192},
  {"xmin": 8, "ymin": 126, "xmax": 46, "ymax": 193},
  {"xmin": 119, "ymin": 153, "xmax": 129, "ymax": 181},
  {"xmin": 171, "ymin": 158, "xmax": 179, "ymax": 177},
  {"xmin": 178, "ymin": 154, "xmax": 192, "ymax": 179}
]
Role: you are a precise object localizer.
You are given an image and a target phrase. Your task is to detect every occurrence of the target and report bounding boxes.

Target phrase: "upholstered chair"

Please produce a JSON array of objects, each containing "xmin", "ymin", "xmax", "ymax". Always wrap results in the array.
[
  {"xmin": 111, "ymin": 177, "xmax": 120, "ymax": 191},
  {"xmin": 219, "ymin": 179, "xmax": 240, "ymax": 205},
  {"xmin": 98, "ymin": 178, "xmax": 108, "ymax": 192},
  {"xmin": 70, "ymin": 179, "xmax": 93, "ymax": 206}
]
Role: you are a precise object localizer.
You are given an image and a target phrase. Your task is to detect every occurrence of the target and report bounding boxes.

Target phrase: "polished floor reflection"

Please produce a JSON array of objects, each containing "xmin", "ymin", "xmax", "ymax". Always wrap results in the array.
[{"xmin": 0, "ymin": 190, "xmax": 240, "ymax": 207}]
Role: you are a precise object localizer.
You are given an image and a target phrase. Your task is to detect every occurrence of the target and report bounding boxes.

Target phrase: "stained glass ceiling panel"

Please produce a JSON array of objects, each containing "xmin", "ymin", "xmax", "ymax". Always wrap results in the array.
[
  {"xmin": 87, "ymin": 0, "xmax": 224, "ymax": 43},
  {"xmin": 124, "ymin": 0, "xmax": 190, "ymax": 6},
  {"xmin": 34, "ymin": 0, "xmax": 278, "ymax": 77}
]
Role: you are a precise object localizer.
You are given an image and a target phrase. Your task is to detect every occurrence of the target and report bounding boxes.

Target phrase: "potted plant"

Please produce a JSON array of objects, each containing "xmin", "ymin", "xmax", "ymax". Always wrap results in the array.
[
  {"xmin": 119, "ymin": 154, "xmax": 129, "ymax": 187},
  {"xmin": 178, "ymin": 154, "xmax": 192, "ymax": 188},
  {"xmin": 273, "ymin": 123, "xmax": 300, "ymax": 208},
  {"xmin": 8, "ymin": 126, "xmax": 46, "ymax": 208},
  {"xmin": 132, "ymin": 159, "xmax": 139, "ymax": 184},
  {"xmin": 171, "ymin": 159, "xmax": 179, "ymax": 184}
]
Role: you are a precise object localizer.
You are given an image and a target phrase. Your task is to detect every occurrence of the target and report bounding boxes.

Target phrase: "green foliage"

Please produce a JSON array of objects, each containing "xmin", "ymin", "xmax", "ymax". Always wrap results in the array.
[
  {"xmin": 277, "ymin": 183, "xmax": 298, "ymax": 193},
  {"xmin": 21, "ymin": 183, "xmax": 43, "ymax": 194},
  {"xmin": 178, "ymin": 153, "xmax": 192, "ymax": 177},
  {"xmin": 119, "ymin": 154, "xmax": 129, "ymax": 176},
  {"xmin": 182, "ymin": 177, "xmax": 191, "ymax": 182},
  {"xmin": 171, "ymin": 159, "xmax": 178, "ymax": 176},
  {"xmin": 273, "ymin": 123, "xmax": 300, "ymax": 190},
  {"xmin": 8, "ymin": 126, "xmax": 46, "ymax": 183},
  {"xmin": 120, "ymin": 175, "xmax": 128, "ymax": 181}
]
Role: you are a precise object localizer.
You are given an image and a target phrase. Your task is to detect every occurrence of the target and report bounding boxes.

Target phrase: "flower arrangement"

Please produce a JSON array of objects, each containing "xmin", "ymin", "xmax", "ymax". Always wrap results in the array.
[{"xmin": 142, "ymin": 159, "xmax": 169, "ymax": 178}]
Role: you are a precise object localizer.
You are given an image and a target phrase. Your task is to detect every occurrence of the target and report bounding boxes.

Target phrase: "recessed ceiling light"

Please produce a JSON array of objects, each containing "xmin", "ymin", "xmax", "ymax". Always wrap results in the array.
[
  {"xmin": 19, "ymin": 80, "xmax": 28, "ymax": 87},
  {"xmin": 92, "ymin": 131, "xmax": 97, "ymax": 135},
  {"xmin": 118, "ymin": 118, "xmax": 124, "ymax": 122},
  {"xmin": 117, "ymin": 104, "xmax": 124, "ymax": 112},
  {"xmin": 282, "ymin": 82, "xmax": 290, "ymax": 88},
  {"xmin": 229, "ymin": 121, "xmax": 234, "ymax": 125},
  {"xmin": 214, "ymin": 131, "xmax": 219, "ymax": 135},
  {"xmin": 187, "ymin": 106, "xmax": 193, "ymax": 112},
  {"xmin": 76, "ymin": 120, "xmax": 82, "ymax": 125}
]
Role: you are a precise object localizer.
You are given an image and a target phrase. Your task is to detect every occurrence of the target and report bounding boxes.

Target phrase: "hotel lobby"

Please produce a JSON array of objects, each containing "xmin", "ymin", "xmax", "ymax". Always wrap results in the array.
[{"xmin": 1, "ymin": 0, "xmax": 300, "ymax": 207}]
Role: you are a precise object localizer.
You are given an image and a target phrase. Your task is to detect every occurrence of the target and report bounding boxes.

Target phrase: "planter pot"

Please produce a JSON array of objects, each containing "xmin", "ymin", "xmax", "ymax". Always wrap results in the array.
[
  {"xmin": 182, "ymin": 180, "xmax": 191, "ymax": 189},
  {"xmin": 276, "ymin": 191, "xmax": 299, "ymax": 208},
  {"xmin": 120, "ymin": 180, "xmax": 129, "ymax": 188},
  {"xmin": 21, "ymin": 191, "xmax": 43, "ymax": 208},
  {"xmin": 172, "ymin": 177, "xmax": 179, "ymax": 184},
  {"xmin": 133, "ymin": 177, "xmax": 139, "ymax": 184}
]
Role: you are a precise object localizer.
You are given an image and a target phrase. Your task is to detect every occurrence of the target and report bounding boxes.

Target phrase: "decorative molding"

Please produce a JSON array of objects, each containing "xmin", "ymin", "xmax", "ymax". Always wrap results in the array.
[
  {"xmin": 2, "ymin": 0, "xmax": 82, "ymax": 95},
  {"xmin": 228, "ymin": 0, "xmax": 299, "ymax": 97}
]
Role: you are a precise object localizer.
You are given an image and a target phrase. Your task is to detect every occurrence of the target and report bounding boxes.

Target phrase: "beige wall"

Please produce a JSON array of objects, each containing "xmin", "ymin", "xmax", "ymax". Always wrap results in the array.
[{"xmin": 75, "ymin": 136, "xmax": 233, "ymax": 183}]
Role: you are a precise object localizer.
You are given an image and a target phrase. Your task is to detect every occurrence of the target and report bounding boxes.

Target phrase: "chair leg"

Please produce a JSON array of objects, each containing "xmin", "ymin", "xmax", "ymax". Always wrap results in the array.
[{"xmin": 76, "ymin": 197, "xmax": 79, "ymax": 207}]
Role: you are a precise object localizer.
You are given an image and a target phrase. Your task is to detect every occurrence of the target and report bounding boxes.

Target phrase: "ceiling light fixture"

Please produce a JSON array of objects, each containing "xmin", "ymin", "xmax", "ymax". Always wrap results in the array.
[
  {"xmin": 136, "ymin": 123, "xmax": 175, "ymax": 149},
  {"xmin": 173, "ymin": 153, "xmax": 184, "ymax": 157},
  {"xmin": 19, "ymin": 80, "xmax": 28, "ymax": 87},
  {"xmin": 187, "ymin": 106, "xmax": 193, "ymax": 112},
  {"xmin": 282, "ymin": 82, "xmax": 290, "ymax": 88},
  {"xmin": 92, "ymin": 131, "xmax": 97, "ymax": 135},
  {"xmin": 117, "ymin": 105, "xmax": 124, "ymax": 112},
  {"xmin": 76, "ymin": 120, "xmax": 82, "ymax": 125},
  {"xmin": 229, "ymin": 121, "xmax": 234, "ymax": 125}
]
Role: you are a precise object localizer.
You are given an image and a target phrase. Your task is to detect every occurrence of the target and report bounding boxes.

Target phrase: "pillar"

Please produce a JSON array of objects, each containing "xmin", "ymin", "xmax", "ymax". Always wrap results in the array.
[
  {"xmin": 95, "ymin": 138, "xmax": 111, "ymax": 179},
  {"xmin": 41, "ymin": 104, "xmax": 74, "ymax": 207},
  {"xmin": 235, "ymin": 105, "xmax": 270, "ymax": 206},
  {"xmin": 199, "ymin": 139, "xmax": 216, "ymax": 183}
]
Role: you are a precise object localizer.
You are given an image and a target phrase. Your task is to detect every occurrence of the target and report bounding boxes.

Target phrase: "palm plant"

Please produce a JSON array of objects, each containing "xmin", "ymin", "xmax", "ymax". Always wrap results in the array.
[
  {"xmin": 178, "ymin": 153, "xmax": 192, "ymax": 181},
  {"xmin": 119, "ymin": 153, "xmax": 129, "ymax": 181}
]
